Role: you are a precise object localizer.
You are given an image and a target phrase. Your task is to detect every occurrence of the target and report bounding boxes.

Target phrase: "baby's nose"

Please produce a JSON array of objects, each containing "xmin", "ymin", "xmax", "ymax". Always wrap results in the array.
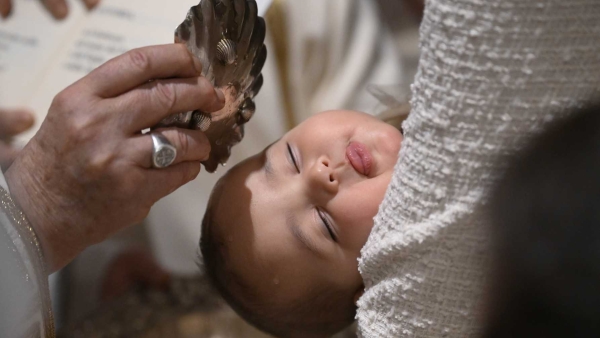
[{"xmin": 308, "ymin": 156, "xmax": 339, "ymax": 197}]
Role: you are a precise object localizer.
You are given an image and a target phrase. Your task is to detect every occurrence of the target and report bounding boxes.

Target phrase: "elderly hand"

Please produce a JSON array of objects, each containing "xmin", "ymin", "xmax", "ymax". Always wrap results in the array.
[
  {"xmin": 0, "ymin": 0, "xmax": 100, "ymax": 19},
  {"xmin": 5, "ymin": 44, "xmax": 224, "ymax": 273},
  {"xmin": 0, "ymin": 108, "xmax": 34, "ymax": 170}
]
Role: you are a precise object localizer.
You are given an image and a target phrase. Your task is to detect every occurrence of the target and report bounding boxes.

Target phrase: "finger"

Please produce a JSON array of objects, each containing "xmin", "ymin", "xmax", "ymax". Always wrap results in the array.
[
  {"xmin": 81, "ymin": 0, "xmax": 100, "ymax": 10},
  {"xmin": 40, "ymin": 0, "xmax": 68, "ymax": 19},
  {"xmin": 146, "ymin": 161, "xmax": 202, "ymax": 201},
  {"xmin": 82, "ymin": 44, "xmax": 203, "ymax": 98},
  {"xmin": 112, "ymin": 76, "xmax": 224, "ymax": 132},
  {"xmin": 0, "ymin": 108, "xmax": 35, "ymax": 137},
  {"xmin": 0, "ymin": 0, "xmax": 12, "ymax": 18},
  {"xmin": 128, "ymin": 128, "xmax": 211, "ymax": 168}
]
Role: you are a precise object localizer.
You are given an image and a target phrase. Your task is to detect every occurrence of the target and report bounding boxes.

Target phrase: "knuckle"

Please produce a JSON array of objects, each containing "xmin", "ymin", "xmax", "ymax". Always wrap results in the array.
[
  {"xmin": 66, "ymin": 115, "xmax": 96, "ymax": 141},
  {"xmin": 79, "ymin": 151, "xmax": 115, "ymax": 180},
  {"xmin": 50, "ymin": 90, "xmax": 75, "ymax": 114},
  {"xmin": 175, "ymin": 131, "xmax": 190, "ymax": 159},
  {"xmin": 152, "ymin": 81, "xmax": 177, "ymax": 111},
  {"xmin": 128, "ymin": 48, "xmax": 151, "ymax": 73},
  {"xmin": 88, "ymin": 152, "xmax": 114, "ymax": 172},
  {"xmin": 197, "ymin": 77, "xmax": 215, "ymax": 96},
  {"xmin": 50, "ymin": 87, "xmax": 103, "ymax": 141}
]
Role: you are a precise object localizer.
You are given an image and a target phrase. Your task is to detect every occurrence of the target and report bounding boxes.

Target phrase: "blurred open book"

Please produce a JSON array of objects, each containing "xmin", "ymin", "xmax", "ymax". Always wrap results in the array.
[{"xmin": 0, "ymin": 0, "xmax": 272, "ymax": 143}]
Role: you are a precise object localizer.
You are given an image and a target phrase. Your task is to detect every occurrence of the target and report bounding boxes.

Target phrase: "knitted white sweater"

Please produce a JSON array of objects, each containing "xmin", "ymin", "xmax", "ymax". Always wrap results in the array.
[{"xmin": 357, "ymin": 1, "xmax": 600, "ymax": 337}]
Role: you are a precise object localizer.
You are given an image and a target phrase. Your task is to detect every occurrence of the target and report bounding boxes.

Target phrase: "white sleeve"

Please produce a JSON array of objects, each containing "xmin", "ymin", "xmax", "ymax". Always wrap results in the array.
[
  {"xmin": 0, "ymin": 169, "xmax": 9, "ymax": 192},
  {"xmin": 0, "ymin": 170, "xmax": 54, "ymax": 337},
  {"xmin": 357, "ymin": 0, "xmax": 600, "ymax": 337}
]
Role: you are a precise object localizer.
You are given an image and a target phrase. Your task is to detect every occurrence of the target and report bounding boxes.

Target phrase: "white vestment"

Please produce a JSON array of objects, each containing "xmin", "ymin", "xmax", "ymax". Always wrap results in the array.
[
  {"xmin": 0, "ymin": 171, "xmax": 54, "ymax": 337},
  {"xmin": 357, "ymin": 0, "xmax": 600, "ymax": 337}
]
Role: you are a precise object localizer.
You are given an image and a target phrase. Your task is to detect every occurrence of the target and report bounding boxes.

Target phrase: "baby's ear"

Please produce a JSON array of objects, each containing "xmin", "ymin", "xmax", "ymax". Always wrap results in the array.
[{"xmin": 353, "ymin": 286, "xmax": 365, "ymax": 306}]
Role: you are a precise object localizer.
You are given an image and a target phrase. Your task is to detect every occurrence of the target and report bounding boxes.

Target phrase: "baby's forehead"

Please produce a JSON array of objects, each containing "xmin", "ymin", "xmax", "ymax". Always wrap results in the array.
[{"xmin": 208, "ymin": 153, "xmax": 264, "ymax": 241}]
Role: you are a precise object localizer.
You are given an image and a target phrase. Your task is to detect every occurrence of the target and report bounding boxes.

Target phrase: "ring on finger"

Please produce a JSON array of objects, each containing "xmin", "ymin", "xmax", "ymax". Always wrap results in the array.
[{"xmin": 151, "ymin": 132, "xmax": 177, "ymax": 169}]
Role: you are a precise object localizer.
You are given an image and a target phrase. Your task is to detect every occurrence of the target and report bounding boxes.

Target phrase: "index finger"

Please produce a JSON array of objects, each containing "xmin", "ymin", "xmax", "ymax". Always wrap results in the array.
[
  {"xmin": 0, "ymin": 0, "xmax": 12, "ymax": 18},
  {"xmin": 0, "ymin": 108, "xmax": 34, "ymax": 136},
  {"xmin": 82, "ymin": 44, "xmax": 203, "ymax": 98},
  {"xmin": 41, "ymin": 0, "xmax": 68, "ymax": 19}
]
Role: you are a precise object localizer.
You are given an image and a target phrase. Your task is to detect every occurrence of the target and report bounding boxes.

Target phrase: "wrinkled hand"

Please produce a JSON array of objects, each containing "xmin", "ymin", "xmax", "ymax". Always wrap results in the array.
[
  {"xmin": 5, "ymin": 44, "xmax": 224, "ymax": 273},
  {"xmin": 0, "ymin": 108, "xmax": 34, "ymax": 170},
  {"xmin": 0, "ymin": 0, "xmax": 100, "ymax": 20}
]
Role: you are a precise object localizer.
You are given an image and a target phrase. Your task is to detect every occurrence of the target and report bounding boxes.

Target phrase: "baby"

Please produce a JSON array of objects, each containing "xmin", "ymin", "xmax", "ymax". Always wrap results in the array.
[{"xmin": 200, "ymin": 110, "xmax": 403, "ymax": 337}]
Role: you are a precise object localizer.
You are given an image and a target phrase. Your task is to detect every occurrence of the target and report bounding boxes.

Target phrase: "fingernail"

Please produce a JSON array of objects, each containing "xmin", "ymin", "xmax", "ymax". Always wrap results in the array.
[
  {"xmin": 201, "ymin": 150, "xmax": 211, "ymax": 162},
  {"xmin": 0, "ymin": 4, "xmax": 11, "ymax": 18},
  {"xmin": 85, "ymin": 0, "xmax": 100, "ymax": 9},
  {"xmin": 214, "ymin": 88, "xmax": 225, "ymax": 104},
  {"xmin": 17, "ymin": 111, "xmax": 35, "ymax": 129},
  {"xmin": 54, "ymin": 3, "xmax": 68, "ymax": 19},
  {"xmin": 192, "ymin": 55, "xmax": 203, "ymax": 74},
  {"xmin": 7, "ymin": 109, "xmax": 34, "ymax": 130}
]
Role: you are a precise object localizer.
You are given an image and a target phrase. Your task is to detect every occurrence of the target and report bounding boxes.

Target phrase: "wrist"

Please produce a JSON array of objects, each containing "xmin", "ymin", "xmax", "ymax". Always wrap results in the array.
[{"xmin": 5, "ymin": 142, "xmax": 83, "ymax": 272}]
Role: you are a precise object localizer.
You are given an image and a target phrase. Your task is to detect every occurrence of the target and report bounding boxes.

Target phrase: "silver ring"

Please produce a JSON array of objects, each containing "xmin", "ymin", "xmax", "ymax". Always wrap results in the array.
[{"xmin": 151, "ymin": 133, "xmax": 177, "ymax": 169}]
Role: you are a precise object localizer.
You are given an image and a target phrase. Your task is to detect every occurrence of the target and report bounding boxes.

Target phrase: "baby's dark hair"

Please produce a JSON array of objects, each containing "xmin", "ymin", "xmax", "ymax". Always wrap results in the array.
[
  {"xmin": 485, "ymin": 102, "xmax": 600, "ymax": 337},
  {"xmin": 200, "ymin": 175, "xmax": 356, "ymax": 338}
]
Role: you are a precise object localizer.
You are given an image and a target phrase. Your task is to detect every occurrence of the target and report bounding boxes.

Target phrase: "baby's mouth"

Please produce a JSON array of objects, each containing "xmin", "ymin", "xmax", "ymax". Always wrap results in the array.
[{"xmin": 346, "ymin": 142, "xmax": 373, "ymax": 176}]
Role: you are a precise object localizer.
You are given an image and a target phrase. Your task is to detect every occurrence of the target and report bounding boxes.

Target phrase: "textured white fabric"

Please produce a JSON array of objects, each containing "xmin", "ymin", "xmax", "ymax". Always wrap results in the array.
[{"xmin": 358, "ymin": 1, "xmax": 600, "ymax": 337}]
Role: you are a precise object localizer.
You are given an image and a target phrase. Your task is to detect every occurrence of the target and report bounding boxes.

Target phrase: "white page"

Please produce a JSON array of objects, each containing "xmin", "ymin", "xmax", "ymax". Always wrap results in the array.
[
  {"xmin": 3, "ymin": 0, "xmax": 272, "ymax": 142},
  {"xmin": 18, "ymin": 0, "xmax": 200, "ymax": 141},
  {"xmin": 0, "ymin": 0, "xmax": 87, "ymax": 106}
]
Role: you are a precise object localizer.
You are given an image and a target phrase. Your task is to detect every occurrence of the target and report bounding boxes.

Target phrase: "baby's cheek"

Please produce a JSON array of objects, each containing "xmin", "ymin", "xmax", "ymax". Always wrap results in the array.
[
  {"xmin": 335, "ymin": 201, "xmax": 377, "ymax": 250},
  {"xmin": 337, "ymin": 179, "xmax": 390, "ymax": 248}
]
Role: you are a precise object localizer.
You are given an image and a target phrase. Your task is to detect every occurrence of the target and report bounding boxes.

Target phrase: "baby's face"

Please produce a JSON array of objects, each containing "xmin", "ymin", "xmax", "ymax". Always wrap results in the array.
[{"xmin": 211, "ymin": 110, "xmax": 402, "ymax": 307}]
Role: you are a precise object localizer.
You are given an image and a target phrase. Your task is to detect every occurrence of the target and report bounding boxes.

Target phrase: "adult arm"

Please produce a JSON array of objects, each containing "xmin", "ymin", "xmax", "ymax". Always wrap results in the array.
[
  {"xmin": 5, "ymin": 44, "xmax": 224, "ymax": 273},
  {"xmin": 357, "ymin": 0, "xmax": 600, "ymax": 337}
]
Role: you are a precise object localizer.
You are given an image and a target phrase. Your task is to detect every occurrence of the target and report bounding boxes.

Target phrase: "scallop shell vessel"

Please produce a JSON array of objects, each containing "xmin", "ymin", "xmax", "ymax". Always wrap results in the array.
[{"xmin": 155, "ymin": 0, "xmax": 266, "ymax": 173}]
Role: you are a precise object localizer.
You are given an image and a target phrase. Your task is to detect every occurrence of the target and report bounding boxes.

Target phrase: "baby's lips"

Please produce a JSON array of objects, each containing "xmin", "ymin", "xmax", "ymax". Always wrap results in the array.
[{"xmin": 346, "ymin": 142, "xmax": 373, "ymax": 176}]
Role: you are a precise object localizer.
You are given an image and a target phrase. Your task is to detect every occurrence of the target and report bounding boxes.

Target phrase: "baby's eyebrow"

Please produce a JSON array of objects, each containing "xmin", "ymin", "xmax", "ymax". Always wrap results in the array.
[{"xmin": 288, "ymin": 213, "xmax": 324, "ymax": 258}]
